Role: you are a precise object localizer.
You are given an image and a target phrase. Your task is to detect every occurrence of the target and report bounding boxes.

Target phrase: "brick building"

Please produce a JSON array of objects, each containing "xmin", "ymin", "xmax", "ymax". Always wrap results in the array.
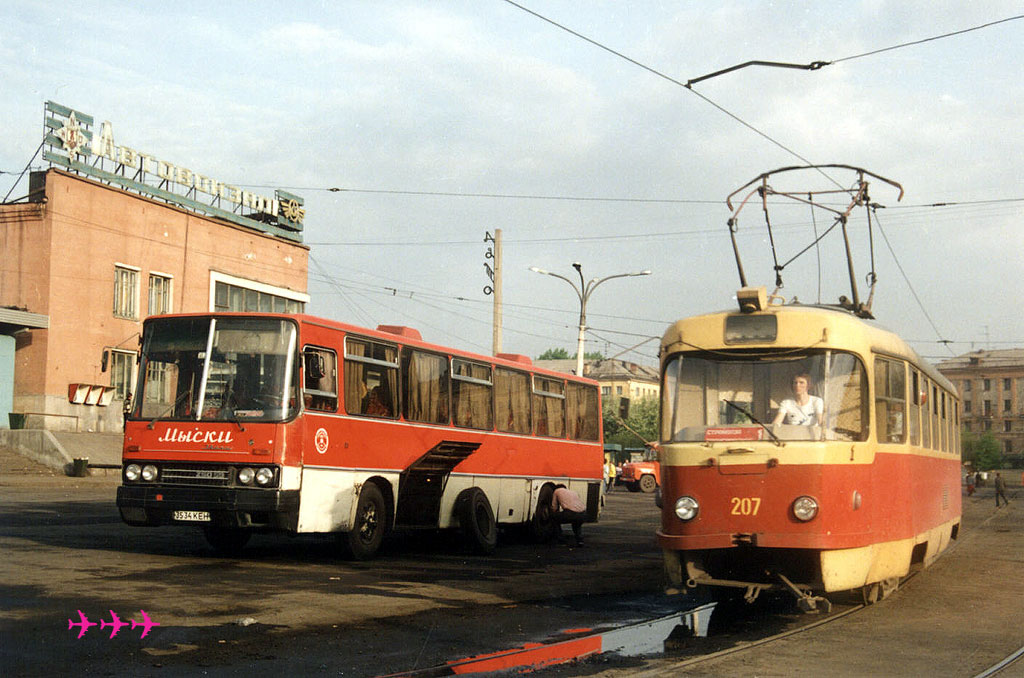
[
  {"xmin": 1, "ymin": 103, "xmax": 309, "ymax": 432},
  {"xmin": 936, "ymin": 349, "xmax": 1024, "ymax": 458}
]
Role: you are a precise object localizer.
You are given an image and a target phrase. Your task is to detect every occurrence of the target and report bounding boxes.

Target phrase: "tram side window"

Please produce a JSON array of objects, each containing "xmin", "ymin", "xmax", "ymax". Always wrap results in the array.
[
  {"xmin": 940, "ymin": 392, "xmax": 949, "ymax": 453},
  {"xmin": 909, "ymin": 370, "xmax": 921, "ymax": 446},
  {"xmin": 874, "ymin": 357, "xmax": 906, "ymax": 444},
  {"xmin": 452, "ymin": 359, "xmax": 493, "ymax": 430},
  {"xmin": 495, "ymin": 368, "xmax": 531, "ymax": 434},
  {"xmin": 303, "ymin": 347, "xmax": 338, "ymax": 412},
  {"xmin": 344, "ymin": 337, "xmax": 398, "ymax": 418},
  {"xmin": 566, "ymin": 383, "xmax": 600, "ymax": 441},
  {"xmin": 932, "ymin": 384, "xmax": 940, "ymax": 450},
  {"xmin": 921, "ymin": 378, "xmax": 932, "ymax": 449},
  {"xmin": 533, "ymin": 376, "xmax": 565, "ymax": 438},
  {"xmin": 402, "ymin": 350, "xmax": 450, "ymax": 424}
]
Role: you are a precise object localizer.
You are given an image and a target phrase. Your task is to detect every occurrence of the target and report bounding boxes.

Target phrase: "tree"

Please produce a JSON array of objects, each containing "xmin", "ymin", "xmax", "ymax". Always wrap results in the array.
[
  {"xmin": 962, "ymin": 430, "xmax": 1003, "ymax": 471},
  {"xmin": 537, "ymin": 348, "xmax": 570, "ymax": 360},
  {"xmin": 603, "ymin": 397, "xmax": 658, "ymax": 448}
]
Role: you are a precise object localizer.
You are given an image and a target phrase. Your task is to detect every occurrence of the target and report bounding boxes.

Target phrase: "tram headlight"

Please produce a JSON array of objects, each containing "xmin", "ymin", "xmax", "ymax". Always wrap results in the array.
[
  {"xmin": 125, "ymin": 464, "xmax": 141, "ymax": 482},
  {"xmin": 255, "ymin": 467, "xmax": 274, "ymax": 486},
  {"xmin": 674, "ymin": 496, "xmax": 699, "ymax": 521},
  {"xmin": 792, "ymin": 495, "xmax": 819, "ymax": 522},
  {"xmin": 237, "ymin": 467, "xmax": 255, "ymax": 485},
  {"xmin": 141, "ymin": 465, "xmax": 159, "ymax": 482}
]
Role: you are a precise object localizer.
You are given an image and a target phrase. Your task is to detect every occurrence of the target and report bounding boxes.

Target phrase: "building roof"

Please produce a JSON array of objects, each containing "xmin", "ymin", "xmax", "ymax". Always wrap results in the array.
[
  {"xmin": 936, "ymin": 349, "xmax": 1024, "ymax": 372},
  {"xmin": 534, "ymin": 358, "xmax": 659, "ymax": 382}
]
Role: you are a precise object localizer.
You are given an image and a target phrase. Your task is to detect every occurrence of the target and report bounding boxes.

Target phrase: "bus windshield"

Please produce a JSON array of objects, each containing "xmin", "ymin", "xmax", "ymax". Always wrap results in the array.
[
  {"xmin": 134, "ymin": 316, "xmax": 299, "ymax": 423},
  {"xmin": 661, "ymin": 350, "xmax": 868, "ymax": 443}
]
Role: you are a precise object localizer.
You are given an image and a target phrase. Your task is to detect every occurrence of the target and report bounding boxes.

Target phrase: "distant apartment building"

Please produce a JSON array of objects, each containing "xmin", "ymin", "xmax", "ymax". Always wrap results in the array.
[
  {"xmin": 0, "ymin": 102, "xmax": 309, "ymax": 431},
  {"xmin": 537, "ymin": 358, "xmax": 660, "ymax": 404},
  {"xmin": 936, "ymin": 349, "xmax": 1024, "ymax": 457}
]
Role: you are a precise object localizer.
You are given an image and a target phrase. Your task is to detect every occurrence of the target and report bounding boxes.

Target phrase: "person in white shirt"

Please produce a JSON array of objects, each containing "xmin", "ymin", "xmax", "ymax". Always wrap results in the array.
[
  {"xmin": 551, "ymin": 485, "xmax": 587, "ymax": 546},
  {"xmin": 772, "ymin": 373, "xmax": 823, "ymax": 427}
]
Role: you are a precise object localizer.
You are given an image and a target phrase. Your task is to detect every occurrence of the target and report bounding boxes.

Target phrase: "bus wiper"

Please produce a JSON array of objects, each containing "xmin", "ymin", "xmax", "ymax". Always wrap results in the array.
[
  {"xmin": 724, "ymin": 400, "xmax": 783, "ymax": 446},
  {"xmin": 148, "ymin": 389, "xmax": 193, "ymax": 429}
]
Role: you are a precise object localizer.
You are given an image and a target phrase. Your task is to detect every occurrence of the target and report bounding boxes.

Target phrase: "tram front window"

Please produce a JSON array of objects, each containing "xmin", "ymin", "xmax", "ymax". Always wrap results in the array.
[{"xmin": 661, "ymin": 350, "xmax": 867, "ymax": 442}]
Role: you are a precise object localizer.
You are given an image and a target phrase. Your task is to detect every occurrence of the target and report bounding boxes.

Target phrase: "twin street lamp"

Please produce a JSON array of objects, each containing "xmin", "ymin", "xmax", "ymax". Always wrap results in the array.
[{"xmin": 530, "ymin": 263, "xmax": 651, "ymax": 376}]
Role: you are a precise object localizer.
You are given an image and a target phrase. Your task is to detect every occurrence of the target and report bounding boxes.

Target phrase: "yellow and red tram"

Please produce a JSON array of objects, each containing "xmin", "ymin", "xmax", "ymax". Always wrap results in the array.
[{"xmin": 657, "ymin": 294, "xmax": 962, "ymax": 609}]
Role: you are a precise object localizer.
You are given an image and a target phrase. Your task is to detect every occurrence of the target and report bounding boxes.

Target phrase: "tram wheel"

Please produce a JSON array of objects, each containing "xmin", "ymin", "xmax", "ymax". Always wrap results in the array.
[
  {"xmin": 346, "ymin": 483, "xmax": 386, "ymax": 560},
  {"xmin": 203, "ymin": 526, "xmax": 252, "ymax": 555},
  {"xmin": 861, "ymin": 582, "xmax": 880, "ymax": 605},
  {"xmin": 456, "ymin": 487, "xmax": 498, "ymax": 555},
  {"xmin": 879, "ymin": 576, "xmax": 899, "ymax": 600},
  {"xmin": 639, "ymin": 474, "xmax": 658, "ymax": 493}
]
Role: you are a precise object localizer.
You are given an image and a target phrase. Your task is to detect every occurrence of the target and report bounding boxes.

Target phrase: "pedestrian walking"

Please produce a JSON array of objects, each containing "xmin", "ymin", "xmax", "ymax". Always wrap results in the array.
[{"xmin": 995, "ymin": 472, "xmax": 1009, "ymax": 507}]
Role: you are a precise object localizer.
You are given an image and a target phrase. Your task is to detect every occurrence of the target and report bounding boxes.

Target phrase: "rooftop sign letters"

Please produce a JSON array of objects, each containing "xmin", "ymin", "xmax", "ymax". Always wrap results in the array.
[{"xmin": 42, "ymin": 101, "xmax": 304, "ymax": 242}]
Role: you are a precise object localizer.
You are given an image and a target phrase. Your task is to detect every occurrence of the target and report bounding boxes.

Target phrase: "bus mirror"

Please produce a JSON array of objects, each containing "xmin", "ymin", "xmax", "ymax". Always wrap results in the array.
[
  {"xmin": 305, "ymin": 353, "xmax": 325, "ymax": 381},
  {"xmin": 618, "ymin": 397, "xmax": 630, "ymax": 420}
]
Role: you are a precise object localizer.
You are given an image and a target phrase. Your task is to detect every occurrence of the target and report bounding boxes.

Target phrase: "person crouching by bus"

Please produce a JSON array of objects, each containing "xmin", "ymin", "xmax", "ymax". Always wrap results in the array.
[{"xmin": 552, "ymin": 484, "xmax": 587, "ymax": 547}]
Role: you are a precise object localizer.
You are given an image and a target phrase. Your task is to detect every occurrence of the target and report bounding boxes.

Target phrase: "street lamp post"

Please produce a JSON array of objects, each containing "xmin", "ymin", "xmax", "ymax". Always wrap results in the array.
[{"xmin": 530, "ymin": 263, "xmax": 651, "ymax": 376}]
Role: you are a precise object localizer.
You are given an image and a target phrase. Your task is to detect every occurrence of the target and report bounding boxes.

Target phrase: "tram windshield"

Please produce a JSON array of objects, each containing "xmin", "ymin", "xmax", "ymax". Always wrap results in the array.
[
  {"xmin": 661, "ymin": 350, "xmax": 868, "ymax": 442},
  {"xmin": 133, "ymin": 316, "xmax": 299, "ymax": 423}
]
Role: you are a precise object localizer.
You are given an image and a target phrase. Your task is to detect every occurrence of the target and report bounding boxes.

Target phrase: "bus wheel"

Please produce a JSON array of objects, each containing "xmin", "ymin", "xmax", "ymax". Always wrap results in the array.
[
  {"xmin": 530, "ymin": 484, "xmax": 558, "ymax": 543},
  {"xmin": 457, "ymin": 487, "xmax": 498, "ymax": 555},
  {"xmin": 203, "ymin": 526, "xmax": 251, "ymax": 555},
  {"xmin": 347, "ymin": 483, "xmax": 386, "ymax": 560},
  {"xmin": 626, "ymin": 482, "xmax": 641, "ymax": 493},
  {"xmin": 639, "ymin": 475, "xmax": 658, "ymax": 493}
]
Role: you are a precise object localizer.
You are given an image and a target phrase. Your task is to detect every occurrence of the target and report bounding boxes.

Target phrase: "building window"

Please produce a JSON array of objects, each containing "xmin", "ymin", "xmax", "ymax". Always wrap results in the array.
[
  {"xmin": 601, "ymin": 386, "xmax": 610, "ymax": 396},
  {"xmin": 1006, "ymin": 440, "xmax": 1013, "ymax": 455},
  {"xmin": 110, "ymin": 350, "xmax": 136, "ymax": 400},
  {"xmin": 984, "ymin": 400, "xmax": 992, "ymax": 416},
  {"xmin": 1004, "ymin": 420, "xmax": 1012, "ymax": 433},
  {"xmin": 983, "ymin": 379, "xmax": 991, "ymax": 391},
  {"xmin": 1004, "ymin": 378, "xmax": 1012, "ymax": 391},
  {"xmin": 964, "ymin": 400, "xmax": 972, "ymax": 413},
  {"xmin": 148, "ymin": 274, "xmax": 172, "ymax": 315},
  {"xmin": 113, "ymin": 265, "xmax": 139, "ymax": 319},
  {"xmin": 963, "ymin": 380, "xmax": 972, "ymax": 392},
  {"xmin": 1005, "ymin": 399, "xmax": 1012, "ymax": 413},
  {"xmin": 214, "ymin": 281, "xmax": 304, "ymax": 314},
  {"xmin": 984, "ymin": 420, "xmax": 992, "ymax": 431}
]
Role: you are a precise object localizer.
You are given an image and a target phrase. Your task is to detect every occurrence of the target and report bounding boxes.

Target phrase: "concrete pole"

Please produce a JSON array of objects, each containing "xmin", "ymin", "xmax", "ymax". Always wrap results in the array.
[{"xmin": 492, "ymin": 229, "xmax": 503, "ymax": 355}]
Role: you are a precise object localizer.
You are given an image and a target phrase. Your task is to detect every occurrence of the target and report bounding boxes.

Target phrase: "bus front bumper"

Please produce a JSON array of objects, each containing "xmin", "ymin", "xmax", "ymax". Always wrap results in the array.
[{"xmin": 117, "ymin": 485, "xmax": 300, "ymax": 530}]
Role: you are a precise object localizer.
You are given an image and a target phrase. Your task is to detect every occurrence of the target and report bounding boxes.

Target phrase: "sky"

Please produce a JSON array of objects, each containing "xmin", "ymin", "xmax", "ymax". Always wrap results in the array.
[{"xmin": 2, "ymin": 1, "xmax": 1022, "ymax": 367}]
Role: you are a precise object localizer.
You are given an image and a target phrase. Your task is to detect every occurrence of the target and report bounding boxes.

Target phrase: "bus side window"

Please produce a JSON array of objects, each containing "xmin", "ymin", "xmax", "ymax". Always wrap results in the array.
[
  {"xmin": 533, "ymin": 376, "xmax": 565, "ymax": 438},
  {"xmin": 303, "ymin": 347, "xmax": 338, "ymax": 412},
  {"xmin": 495, "ymin": 368, "xmax": 531, "ymax": 434},
  {"xmin": 452, "ymin": 359, "xmax": 493, "ymax": 430},
  {"xmin": 566, "ymin": 383, "xmax": 600, "ymax": 441},
  {"xmin": 344, "ymin": 337, "xmax": 398, "ymax": 418}
]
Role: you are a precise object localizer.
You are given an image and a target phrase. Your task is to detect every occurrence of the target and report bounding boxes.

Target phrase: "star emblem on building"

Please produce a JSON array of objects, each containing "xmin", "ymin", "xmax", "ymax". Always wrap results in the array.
[{"xmin": 56, "ymin": 112, "xmax": 88, "ymax": 160}]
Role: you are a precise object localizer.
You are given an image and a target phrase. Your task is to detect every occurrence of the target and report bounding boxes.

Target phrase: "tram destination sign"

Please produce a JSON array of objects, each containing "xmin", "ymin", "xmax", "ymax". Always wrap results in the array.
[{"xmin": 42, "ymin": 101, "xmax": 305, "ymax": 242}]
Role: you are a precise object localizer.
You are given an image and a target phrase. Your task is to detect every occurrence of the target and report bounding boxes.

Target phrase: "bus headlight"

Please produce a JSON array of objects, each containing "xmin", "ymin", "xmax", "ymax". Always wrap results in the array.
[
  {"xmin": 238, "ymin": 467, "xmax": 255, "ymax": 485},
  {"xmin": 792, "ymin": 495, "xmax": 818, "ymax": 521},
  {"xmin": 674, "ymin": 496, "xmax": 699, "ymax": 521},
  {"xmin": 141, "ymin": 465, "xmax": 159, "ymax": 482},
  {"xmin": 255, "ymin": 467, "xmax": 274, "ymax": 486},
  {"xmin": 125, "ymin": 464, "xmax": 141, "ymax": 481}
]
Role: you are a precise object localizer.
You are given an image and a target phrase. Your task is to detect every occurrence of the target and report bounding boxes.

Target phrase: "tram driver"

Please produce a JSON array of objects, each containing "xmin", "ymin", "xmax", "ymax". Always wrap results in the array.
[{"xmin": 772, "ymin": 373, "xmax": 823, "ymax": 427}]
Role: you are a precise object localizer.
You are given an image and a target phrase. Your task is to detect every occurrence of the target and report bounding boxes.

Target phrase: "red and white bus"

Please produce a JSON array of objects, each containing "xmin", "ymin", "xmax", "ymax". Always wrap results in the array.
[{"xmin": 117, "ymin": 313, "xmax": 603, "ymax": 558}]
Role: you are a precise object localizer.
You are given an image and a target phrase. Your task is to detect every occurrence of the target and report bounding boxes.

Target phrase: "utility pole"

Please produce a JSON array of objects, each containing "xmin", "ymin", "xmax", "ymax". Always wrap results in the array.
[{"xmin": 484, "ymin": 230, "xmax": 502, "ymax": 354}]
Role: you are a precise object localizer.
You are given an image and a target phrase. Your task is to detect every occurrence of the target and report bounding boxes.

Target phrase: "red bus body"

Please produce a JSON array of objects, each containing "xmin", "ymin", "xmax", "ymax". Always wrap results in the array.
[{"xmin": 118, "ymin": 313, "xmax": 603, "ymax": 557}]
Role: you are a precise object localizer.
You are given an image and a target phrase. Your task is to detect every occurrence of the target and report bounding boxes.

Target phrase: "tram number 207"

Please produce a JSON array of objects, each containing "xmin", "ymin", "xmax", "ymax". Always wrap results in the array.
[{"xmin": 730, "ymin": 497, "xmax": 762, "ymax": 516}]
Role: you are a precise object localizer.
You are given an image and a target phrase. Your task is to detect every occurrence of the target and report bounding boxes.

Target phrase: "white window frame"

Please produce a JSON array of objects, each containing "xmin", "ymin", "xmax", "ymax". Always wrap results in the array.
[
  {"xmin": 113, "ymin": 264, "xmax": 140, "ymax": 320},
  {"xmin": 148, "ymin": 272, "xmax": 173, "ymax": 315},
  {"xmin": 208, "ymin": 271, "xmax": 309, "ymax": 312},
  {"xmin": 110, "ymin": 349, "xmax": 137, "ymax": 400}
]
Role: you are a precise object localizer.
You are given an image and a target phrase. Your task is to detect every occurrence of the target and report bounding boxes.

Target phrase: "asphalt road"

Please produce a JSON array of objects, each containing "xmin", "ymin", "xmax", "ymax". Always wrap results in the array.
[
  {"xmin": 0, "ymin": 451, "xmax": 672, "ymax": 677},
  {"xmin": 3, "ymin": 448, "xmax": 1021, "ymax": 678}
]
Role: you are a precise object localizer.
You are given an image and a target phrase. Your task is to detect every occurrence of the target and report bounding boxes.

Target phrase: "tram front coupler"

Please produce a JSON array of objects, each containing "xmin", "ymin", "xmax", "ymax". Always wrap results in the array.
[{"xmin": 776, "ymin": 573, "xmax": 832, "ymax": 614}]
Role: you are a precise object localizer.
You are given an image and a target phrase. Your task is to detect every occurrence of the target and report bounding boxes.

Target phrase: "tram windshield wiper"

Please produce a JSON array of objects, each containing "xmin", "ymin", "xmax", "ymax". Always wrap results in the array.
[{"xmin": 724, "ymin": 400, "xmax": 782, "ymax": 446}]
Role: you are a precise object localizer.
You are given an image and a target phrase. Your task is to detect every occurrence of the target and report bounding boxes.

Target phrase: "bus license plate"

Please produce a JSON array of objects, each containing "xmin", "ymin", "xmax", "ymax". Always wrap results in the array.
[{"xmin": 173, "ymin": 510, "xmax": 211, "ymax": 522}]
